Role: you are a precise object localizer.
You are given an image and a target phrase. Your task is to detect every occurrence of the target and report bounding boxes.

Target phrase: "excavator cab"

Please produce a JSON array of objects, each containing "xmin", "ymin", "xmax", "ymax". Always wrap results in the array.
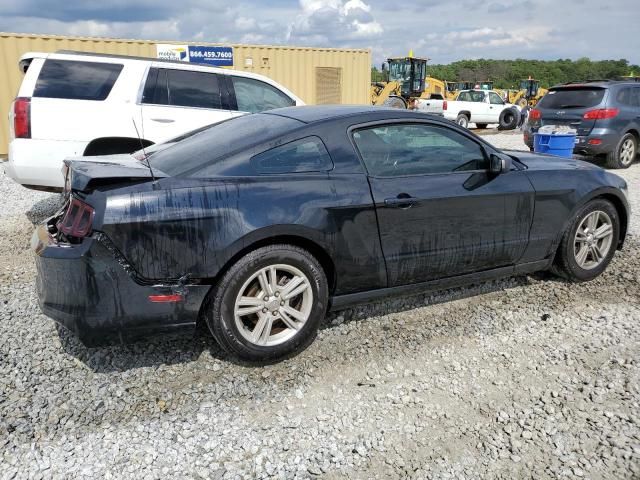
[
  {"xmin": 387, "ymin": 57, "xmax": 428, "ymax": 97},
  {"xmin": 519, "ymin": 79, "xmax": 540, "ymax": 99}
]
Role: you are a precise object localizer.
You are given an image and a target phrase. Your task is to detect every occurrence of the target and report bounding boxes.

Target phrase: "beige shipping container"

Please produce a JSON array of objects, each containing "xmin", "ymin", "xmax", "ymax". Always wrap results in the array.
[{"xmin": 0, "ymin": 32, "xmax": 371, "ymax": 155}]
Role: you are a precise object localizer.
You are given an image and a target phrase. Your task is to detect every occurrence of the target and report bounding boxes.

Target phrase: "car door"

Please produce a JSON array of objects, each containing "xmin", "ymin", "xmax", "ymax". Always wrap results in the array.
[
  {"xmin": 488, "ymin": 92, "xmax": 506, "ymax": 122},
  {"xmin": 351, "ymin": 121, "xmax": 535, "ymax": 287},
  {"xmin": 140, "ymin": 66, "xmax": 234, "ymax": 143}
]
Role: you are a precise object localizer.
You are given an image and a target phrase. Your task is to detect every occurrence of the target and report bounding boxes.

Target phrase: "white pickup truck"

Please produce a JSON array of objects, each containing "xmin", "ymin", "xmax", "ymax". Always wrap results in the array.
[{"xmin": 415, "ymin": 90, "xmax": 521, "ymax": 130}]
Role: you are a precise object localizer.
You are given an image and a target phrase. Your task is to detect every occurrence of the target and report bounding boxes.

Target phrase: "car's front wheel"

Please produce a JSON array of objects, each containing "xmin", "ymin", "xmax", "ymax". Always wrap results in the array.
[
  {"xmin": 604, "ymin": 133, "xmax": 637, "ymax": 169},
  {"xmin": 553, "ymin": 199, "xmax": 619, "ymax": 282},
  {"xmin": 206, "ymin": 244, "xmax": 328, "ymax": 362}
]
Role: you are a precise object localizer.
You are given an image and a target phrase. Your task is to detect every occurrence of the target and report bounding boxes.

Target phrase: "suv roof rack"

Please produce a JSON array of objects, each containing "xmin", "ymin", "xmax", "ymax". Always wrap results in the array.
[{"xmin": 561, "ymin": 77, "xmax": 640, "ymax": 85}]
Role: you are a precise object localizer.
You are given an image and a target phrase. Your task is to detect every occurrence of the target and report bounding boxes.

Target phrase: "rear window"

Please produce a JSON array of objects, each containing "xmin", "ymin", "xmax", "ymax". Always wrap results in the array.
[
  {"xmin": 538, "ymin": 87, "xmax": 606, "ymax": 109},
  {"xmin": 457, "ymin": 91, "xmax": 485, "ymax": 102},
  {"xmin": 150, "ymin": 113, "xmax": 303, "ymax": 176},
  {"xmin": 34, "ymin": 59, "xmax": 122, "ymax": 100}
]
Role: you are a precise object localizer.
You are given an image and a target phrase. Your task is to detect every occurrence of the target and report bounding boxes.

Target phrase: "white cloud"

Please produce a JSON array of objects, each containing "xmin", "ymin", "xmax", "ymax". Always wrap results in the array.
[{"xmin": 288, "ymin": 0, "xmax": 383, "ymax": 44}]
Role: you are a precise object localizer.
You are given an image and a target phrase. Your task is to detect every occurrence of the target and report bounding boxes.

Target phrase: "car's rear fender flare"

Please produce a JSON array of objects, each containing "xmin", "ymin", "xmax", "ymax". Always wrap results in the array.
[
  {"xmin": 203, "ymin": 225, "xmax": 337, "ymax": 294},
  {"xmin": 550, "ymin": 187, "xmax": 630, "ymax": 257}
]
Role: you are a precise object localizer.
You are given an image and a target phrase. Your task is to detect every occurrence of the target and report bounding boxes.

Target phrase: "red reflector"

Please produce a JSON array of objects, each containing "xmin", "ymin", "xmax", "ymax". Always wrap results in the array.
[
  {"xmin": 443, "ymin": 100, "xmax": 448, "ymax": 111},
  {"xmin": 583, "ymin": 108, "xmax": 619, "ymax": 120},
  {"xmin": 529, "ymin": 109, "xmax": 541, "ymax": 120},
  {"xmin": 57, "ymin": 197, "xmax": 95, "ymax": 238},
  {"xmin": 588, "ymin": 138, "xmax": 603, "ymax": 145},
  {"xmin": 13, "ymin": 97, "xmax": 31, "ymax": 139},
  {"xmin": 148, "ymin": 294, "xmax": 184, "ymax": 303}
]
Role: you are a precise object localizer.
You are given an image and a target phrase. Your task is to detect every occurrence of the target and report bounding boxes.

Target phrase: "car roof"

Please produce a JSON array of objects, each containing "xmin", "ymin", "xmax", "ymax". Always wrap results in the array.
[{"xmin": 263, "ymin": 105, "xmax": 447, "ymax": 124}]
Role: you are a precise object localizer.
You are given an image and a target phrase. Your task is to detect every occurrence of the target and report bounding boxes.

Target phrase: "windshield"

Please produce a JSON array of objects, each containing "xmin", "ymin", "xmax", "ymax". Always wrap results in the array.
[
  {"xmin": 388, "ymin": 60, "xmax": 411, "ymax": 83},
  {"xmin": 150, "ymin": 113, "xmax": 303, "ymax": 176},
  {"xmin": 538, "ymin": 87, "xmax": 606, "ymax": 109}
]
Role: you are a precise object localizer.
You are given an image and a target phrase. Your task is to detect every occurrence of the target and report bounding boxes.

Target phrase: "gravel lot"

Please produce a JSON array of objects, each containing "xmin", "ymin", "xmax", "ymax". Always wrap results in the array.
[{"xmin": 1, "ymin": 134, "xmax": 639, "ymax": 479}]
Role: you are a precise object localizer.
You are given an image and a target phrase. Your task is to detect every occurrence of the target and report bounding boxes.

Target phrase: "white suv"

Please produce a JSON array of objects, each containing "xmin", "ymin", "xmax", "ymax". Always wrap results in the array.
[{"xmin": 5, "ymin": 51, "xmax": 304, "ymax": 191}]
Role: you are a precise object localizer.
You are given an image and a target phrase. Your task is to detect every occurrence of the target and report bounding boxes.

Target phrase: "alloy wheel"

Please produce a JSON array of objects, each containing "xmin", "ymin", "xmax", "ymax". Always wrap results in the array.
[
  {"xmin": 619, "ymin": 138, "xmax": 636, "ymax": 166},
  {"xmin": 234, "ymin": 264, "xmax": 313, "ymax": 347},
  {"xmin": 573, "ymin": 210, "xmax": 614, "ymax": 270}
]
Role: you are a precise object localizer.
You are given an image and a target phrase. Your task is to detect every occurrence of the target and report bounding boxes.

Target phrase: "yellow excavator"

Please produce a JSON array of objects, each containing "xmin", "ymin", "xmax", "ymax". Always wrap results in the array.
[
  {"xmin": 371, "ymin": 54, "xmax": 430, "ymax": 108},
  {"xmin": 503, "ymin": 78, "xmax": 548, "ymax": 107}
]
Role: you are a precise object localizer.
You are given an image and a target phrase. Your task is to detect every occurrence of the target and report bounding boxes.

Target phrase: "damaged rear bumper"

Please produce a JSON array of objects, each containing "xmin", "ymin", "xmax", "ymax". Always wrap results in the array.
[{"xmin": 32, "ymin": 224, "xmax": 210, "ymax": 347}]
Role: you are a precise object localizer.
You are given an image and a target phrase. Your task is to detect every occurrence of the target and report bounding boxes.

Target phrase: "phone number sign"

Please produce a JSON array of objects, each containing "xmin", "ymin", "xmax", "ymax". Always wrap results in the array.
[
  {"xmin": 188, "ymin": 46, "xmax": 233, "ymax": 67},
  {"xmin": 156, "ymin": 44, "xmax": 233, "ymax": 67}
]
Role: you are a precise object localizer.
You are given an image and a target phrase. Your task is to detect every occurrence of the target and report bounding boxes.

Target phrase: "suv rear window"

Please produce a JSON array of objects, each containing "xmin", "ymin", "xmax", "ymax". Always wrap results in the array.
[
  {"xmin": 34, "ymin": 59, "xmax": 122, "ymax": 100},
  {"xmin": 538, "ymin": 87, "xmax": 605, "ymax": 109}
]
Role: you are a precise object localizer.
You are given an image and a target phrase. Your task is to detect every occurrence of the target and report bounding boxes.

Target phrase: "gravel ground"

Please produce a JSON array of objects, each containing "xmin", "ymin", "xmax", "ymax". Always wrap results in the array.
[{"xmin": 1, "ymin": 135, "xmax": 639, "ymax": 479}]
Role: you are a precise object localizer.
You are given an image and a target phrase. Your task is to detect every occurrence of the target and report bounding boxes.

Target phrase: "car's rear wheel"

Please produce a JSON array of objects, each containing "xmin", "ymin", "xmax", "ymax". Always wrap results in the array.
[
  {"xmin": 205, "ymin": 244, "xmax": 328, "ymax": 362},
  {"xmin": 553, "ymin": 199, "xmax": 619, "ymax": 282},
  {"xmin": 604, "ymin": 133, "xmax": 637, "ymax": 169},
  {"xmin": 456, "ymin": 114, "xmax": 469, "ymax": 128}
]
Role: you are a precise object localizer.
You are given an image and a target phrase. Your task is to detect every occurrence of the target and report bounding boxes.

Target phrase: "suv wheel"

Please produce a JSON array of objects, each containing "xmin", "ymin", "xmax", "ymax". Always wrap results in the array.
[
  {"xmin": 605, "ymin": 133, "xmax": 637, "ymax": 169},
  {"xmin": 552, "ymin": 199, "xmax": 619, "ymax": 282},
  {"xmin": 205, "ymin": 244, "xmax": 328, "ymax": 362}
]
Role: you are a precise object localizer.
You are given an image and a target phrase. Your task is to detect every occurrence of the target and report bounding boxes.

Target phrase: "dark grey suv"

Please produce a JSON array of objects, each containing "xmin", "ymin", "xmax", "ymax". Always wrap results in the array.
[{"xmin": 524, "ymin": 80, "xmax": 640, "ymax": 168}]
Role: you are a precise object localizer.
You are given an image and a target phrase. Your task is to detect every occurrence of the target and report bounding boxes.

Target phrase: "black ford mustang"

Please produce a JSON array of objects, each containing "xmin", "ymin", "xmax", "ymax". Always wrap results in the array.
[{"xmin": 33, "ymin": 106, "xmax": 630, "ymax": 361}]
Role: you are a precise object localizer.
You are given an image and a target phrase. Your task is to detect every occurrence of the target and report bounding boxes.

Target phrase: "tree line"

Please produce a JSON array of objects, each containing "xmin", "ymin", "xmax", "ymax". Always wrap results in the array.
[{"xmin": 372, "ymin": 58, "xmax": 639, "ymax": 88}]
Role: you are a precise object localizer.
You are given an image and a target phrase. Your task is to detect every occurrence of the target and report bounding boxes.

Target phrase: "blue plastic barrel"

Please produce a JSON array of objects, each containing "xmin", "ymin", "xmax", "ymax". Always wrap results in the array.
[{"xmin": 533, "ymin": 133, "xmax": 576, "ymax": 158}]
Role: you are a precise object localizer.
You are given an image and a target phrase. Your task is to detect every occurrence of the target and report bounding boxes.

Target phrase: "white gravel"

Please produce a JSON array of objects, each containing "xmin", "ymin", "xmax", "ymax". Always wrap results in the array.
[{"xmin": 1, "ymin": 139, "xmax": 639, "ymax": 479}]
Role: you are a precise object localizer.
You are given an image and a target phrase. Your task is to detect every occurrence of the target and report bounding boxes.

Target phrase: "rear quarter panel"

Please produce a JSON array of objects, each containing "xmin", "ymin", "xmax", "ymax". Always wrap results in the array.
[{"xmin": 97, "ymin": 173, "xmax": 386, "ymax": 296}]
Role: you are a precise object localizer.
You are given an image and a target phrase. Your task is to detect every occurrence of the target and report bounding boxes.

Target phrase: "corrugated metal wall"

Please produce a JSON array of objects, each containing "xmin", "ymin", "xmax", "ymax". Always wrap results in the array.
[{"xmin": 0, "ymin": 32, "xmax": 371, "ymax": 155}]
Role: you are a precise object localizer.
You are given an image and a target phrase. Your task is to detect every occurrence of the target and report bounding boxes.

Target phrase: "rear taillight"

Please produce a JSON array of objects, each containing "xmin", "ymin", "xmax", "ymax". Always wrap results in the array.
[
  {"xmin": 13, "ymin": 97, "xmax": 31, "ymax": 139},
  {"xmin": 529, "ymin": 109, "xmax": 541, "ymax": 120},
  {"xmin": 443, "ymin": 100, "xmax": 448, "ymax": 111},
  {"xmin": 57, "ymin": 197, "xmax": 95, "ymax": 238},
  {"xmin": 583, "ymin": 108, "xmax": 620, "ymax": 120}
]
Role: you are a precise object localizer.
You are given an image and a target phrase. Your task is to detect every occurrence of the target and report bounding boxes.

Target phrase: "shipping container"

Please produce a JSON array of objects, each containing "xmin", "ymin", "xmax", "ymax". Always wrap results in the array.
[{"xmin": 0, "ymin": 32, "xmax": 371, "ymax": 155}]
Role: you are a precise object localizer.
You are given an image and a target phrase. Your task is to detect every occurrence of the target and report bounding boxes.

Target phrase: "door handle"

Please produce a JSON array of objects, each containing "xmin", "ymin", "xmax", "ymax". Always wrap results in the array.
[
  {"xmin": 384, "ymin": 194, "xmax": 416, "ymax": 209},
  {"xmin": 150, "ymin": 118, "xmax": 175, "ymax": 123}
]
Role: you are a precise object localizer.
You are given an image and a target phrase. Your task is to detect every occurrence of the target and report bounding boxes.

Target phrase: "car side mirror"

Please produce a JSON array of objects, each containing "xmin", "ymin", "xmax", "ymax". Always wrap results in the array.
[{"xmin": 490, "ymin": 154, "xmax": 511, "ymax": 174}]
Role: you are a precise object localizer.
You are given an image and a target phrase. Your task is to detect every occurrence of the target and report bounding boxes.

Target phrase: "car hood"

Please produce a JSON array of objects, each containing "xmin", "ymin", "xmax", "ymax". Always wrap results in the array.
[{"xmin": 504, "ymin": 150, "xmax": 601, "ymax": 171}]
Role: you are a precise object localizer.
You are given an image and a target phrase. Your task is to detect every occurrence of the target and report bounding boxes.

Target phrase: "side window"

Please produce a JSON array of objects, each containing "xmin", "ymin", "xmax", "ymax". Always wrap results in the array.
[
  {"xmin": 167, "ymin": 70, "xmax": 222, "ymax": 109},
  {"xmin": 250, "ymin": 137, "xmax": 333, "ymax": 174},
  {"xmin": 231, "ymin": 76, "xmax": 295, "ymax": 113},
  {"xmin": 616, "ymin": 87, "xmax": 633, "ymax": 106},
  {"xmin": 34, "ymin": 60, "xmax": 122, "ymax": 100},
  {"xmin": 633, "ymin": 88, "xmax": 640, "ymax": 108},
  {"xmin": 142, "ymin": 68, "xmax": 222, "ymax": 108},
  {"xmin": 489, "ymin": 92, "xmax": 504, "ymax": 105},
  {"xmin": 352, "ymin": 124, "xmax": 487, "ymax": 177}
]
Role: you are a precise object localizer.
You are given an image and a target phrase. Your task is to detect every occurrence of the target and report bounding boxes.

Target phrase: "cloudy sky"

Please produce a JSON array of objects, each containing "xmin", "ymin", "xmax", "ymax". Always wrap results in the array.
[{"xmin": 0, "ymin": 0, "xmax": 638, "ymax": 66}]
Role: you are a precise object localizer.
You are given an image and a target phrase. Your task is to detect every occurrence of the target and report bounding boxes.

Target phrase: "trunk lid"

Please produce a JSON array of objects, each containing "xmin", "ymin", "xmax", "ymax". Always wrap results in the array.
[
  {"xmin": 533, "ymin": 86, "xmax": 608, "ymax": 136},
  {"xmin": 64, "ymin": 155, "xmax": 168, "ymax": 194}
]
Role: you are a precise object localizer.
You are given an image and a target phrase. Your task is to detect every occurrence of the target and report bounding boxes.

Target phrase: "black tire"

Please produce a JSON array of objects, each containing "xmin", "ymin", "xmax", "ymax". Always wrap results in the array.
[
  {"xmin": 552, "ymin": 199, "xmax": 620, "ymax": 282},
  {"xmin": 456, "ymin": 114, "xmax": 470, "ymax": 129},
  {"xmin": 382, "ymin": 95, "xmax": 407, "ymax": 109},
  {"xmin": 205, "ymin": 244, "xmax": 328, "ymax": 362},
  {"xmin": 604, "ymin": 133, "xmax": 637, "ymax": 169},
  {"xmin": 498, "ymin": 107, "xmax": 520, "ymax": 130},
  {"xmin": 476, "ymin": 123, "xmax": 488, "ymax": 129}
]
